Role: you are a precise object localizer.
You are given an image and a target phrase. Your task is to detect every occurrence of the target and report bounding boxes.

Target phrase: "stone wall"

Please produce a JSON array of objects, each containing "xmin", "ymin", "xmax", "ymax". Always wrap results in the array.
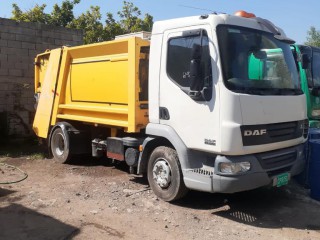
[{"xmin": 0, "ymin": 18, "xmax": 83, "ymax": 138}]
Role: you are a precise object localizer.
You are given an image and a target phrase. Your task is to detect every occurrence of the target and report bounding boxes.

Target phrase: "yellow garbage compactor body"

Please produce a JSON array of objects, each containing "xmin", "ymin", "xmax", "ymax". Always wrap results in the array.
[{"xmin": 33, "ymin": 37, "xmax": 150, "ymax": 138}]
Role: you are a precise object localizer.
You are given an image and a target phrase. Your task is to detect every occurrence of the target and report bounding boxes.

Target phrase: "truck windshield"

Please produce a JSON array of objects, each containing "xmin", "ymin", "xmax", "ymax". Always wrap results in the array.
[{"xmin": 217, "ymin": 25, "xmax": 302, "ymax": 95}]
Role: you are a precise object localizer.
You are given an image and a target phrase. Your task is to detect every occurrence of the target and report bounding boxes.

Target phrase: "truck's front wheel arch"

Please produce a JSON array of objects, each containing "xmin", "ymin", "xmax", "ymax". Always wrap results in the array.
[{"xmin": 137, "ymin": 137, "xmax": 173, "ymax": 175}]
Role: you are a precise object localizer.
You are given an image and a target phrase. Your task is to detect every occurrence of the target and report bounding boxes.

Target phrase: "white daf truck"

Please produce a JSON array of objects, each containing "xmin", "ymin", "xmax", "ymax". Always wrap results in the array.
[{"xmin": 34, "ymin": 11, "xmax": 308, "ymax": 202}]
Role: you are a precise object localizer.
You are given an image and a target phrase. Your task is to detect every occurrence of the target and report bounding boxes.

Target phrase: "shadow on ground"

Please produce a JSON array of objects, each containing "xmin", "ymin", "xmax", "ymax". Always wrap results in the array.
[
  {"xmin": 175, "ymin": 183, "xmax": 320, "ymax": 231},
  {"xmin": 0, "ymin": 203, "xmax": 79, "ymax": 240},
  {"xmin": 0, "ymin": 187, "xmax": 15, "ymax": 198},
  {"xmin": 66, "ymin": 155, "xmax": 115, "ymax": 167},
  {"xmin": 0, "ymin": 139, "xmax": 46, "ymax": 159}
]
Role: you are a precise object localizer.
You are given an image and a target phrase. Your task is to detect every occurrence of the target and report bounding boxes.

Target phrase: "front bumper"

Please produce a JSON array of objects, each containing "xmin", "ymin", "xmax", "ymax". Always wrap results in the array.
[{"xmin": 183, "ymin": 144, "xmax": 305, "ymax": 193}]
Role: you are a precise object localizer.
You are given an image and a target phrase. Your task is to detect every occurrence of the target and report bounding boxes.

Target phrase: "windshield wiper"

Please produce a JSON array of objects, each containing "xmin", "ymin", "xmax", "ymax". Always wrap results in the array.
[
  {"xmin": 232, "ymin": 87, "xmax": 302, "ymax": 95},
  {"xmin": 232, "ymin": 87, "xmax": 275, "ymax": 95},
  {"xmin": 274, "ymin": 88, "xmax": 303, "ymax": 95}
]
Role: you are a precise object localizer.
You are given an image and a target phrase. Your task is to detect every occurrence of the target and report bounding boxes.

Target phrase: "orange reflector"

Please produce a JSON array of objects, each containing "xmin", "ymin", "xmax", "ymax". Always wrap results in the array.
[
  {"xmin": 139, "ymin": 145, "xmax": 143, "ymax": 152},
  {"xmin": 234, "ymin": 10, "xmax": 256, "ymax": 18}
]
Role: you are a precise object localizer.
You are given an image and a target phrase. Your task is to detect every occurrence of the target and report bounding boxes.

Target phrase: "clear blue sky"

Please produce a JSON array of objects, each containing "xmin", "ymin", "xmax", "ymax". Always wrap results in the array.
[{"xmin": 1, "ymin": 0, "xmax": 319, "ymax": 44}]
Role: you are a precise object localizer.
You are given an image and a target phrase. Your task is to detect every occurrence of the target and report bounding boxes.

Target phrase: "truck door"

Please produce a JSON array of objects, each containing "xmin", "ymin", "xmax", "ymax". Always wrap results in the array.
[{"xmin": 159, "ymin": 26, "xmax": 220, "ymax": 152}]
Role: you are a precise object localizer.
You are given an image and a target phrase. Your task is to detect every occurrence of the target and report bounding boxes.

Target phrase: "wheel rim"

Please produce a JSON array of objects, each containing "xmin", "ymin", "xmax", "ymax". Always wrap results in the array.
[
  {"xmin": 53, "ymin": 132, "xmax": 65, "ymax": 157},
  {"xmin": 152, "ymin": 158, "xmax": 172, "ymax": 188}
]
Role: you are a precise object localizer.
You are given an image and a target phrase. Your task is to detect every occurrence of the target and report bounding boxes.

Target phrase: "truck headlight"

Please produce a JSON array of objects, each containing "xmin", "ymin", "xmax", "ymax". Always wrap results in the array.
[
  {"xmin": 219, "ymin": 162, "xmax": 251, "ymax": 174},
  {"xmin": 312, "ymin": 110, "xmax": 320, "ymax": 117}
]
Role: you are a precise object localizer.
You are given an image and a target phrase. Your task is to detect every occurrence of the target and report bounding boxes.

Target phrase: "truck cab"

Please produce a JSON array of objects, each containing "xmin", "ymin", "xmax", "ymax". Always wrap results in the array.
[
  {"xmin": 145, "ymin": 12, "xmax": 307, "ymax": 198},
  {"xmin": 292, "ymin": 44, "xmax": 320, "ymax": 128}
]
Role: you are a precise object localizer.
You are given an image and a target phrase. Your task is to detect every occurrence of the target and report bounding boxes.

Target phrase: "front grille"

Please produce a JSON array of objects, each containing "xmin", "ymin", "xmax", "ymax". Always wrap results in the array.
[
  {"xmin": 257, "ymin": 148, "xmax": 297, "ymax": 170},
  {"xmin": 268, "ymin": 121, "xmax": 298, "ymax": 138},
  {"xmin": 241, "ymin": 120, "xmax": 304, "ymax": 146},
  {"xmin": 267, "ymin": 166, "xmax": 292, "ymax": 177}
]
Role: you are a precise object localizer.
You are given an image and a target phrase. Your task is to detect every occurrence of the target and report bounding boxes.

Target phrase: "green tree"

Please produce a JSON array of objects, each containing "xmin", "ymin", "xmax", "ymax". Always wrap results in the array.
[
  {"xmin": 104, "ymin": 13, "xmax": 124, "ymax": 41},
  {"xmin": 141, "ymin": 14, "xmax": 153, "ymax": 32},
  {"xmin": 104, "ymin": 1, "xmax": 153, "ymax": 41},
  {"xmin": 69, "ymin": 6, "xmax": 104, "ymax": 44},
  {"xmin": 11, "ymin": 1, "xmax": 80, "ymax": 26},
  {"xmin": 49, "ymin": 0, "xmax": 80, "ymax": 27},
  {"xmin": 11, "ymin": 1, "xmax": 153, "ymax": 44},
  {"xmin": 118, "ymin": 1, "xmax": 142, "ymax": 32},
  {"xmin": 305, "ymin": 26, "xmax": 320, "ymax": 47},
  {"xmin": 117, "ymin": 1, "xmax": 153, "ymax": 33},
  {"xmin": 11, "ymin": 3, "xmax": 49, "ymax": 24}
]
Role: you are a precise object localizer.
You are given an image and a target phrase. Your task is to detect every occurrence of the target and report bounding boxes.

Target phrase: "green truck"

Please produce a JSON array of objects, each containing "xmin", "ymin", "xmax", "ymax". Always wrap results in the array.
[
  {"xmin": 293, "ymin": 45, "xmax": 320, "ymax": 128},
  {"xmin": 248, "ymin": 45, "xmax": 320, "ymax": 128}
]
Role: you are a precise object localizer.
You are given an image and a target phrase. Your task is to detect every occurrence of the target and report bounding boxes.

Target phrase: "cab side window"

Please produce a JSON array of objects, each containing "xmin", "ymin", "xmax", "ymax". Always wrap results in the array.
[
  {"xmin": 312, "ymin": 51, "xmax": 320, "ymax": 87},
  {"xmin": 167, "ymin": 32, "xmax": 212, "ymax": 94}
]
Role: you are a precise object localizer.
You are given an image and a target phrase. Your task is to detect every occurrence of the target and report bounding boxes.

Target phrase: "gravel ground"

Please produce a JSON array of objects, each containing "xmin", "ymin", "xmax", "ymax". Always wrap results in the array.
[{"xmin": 0, "ymin": 154, "xmax": 320, "ymax": 240}]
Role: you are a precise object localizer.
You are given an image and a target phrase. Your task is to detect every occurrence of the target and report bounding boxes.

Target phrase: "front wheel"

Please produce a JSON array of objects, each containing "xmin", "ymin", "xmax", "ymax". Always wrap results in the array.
[
  {"xmin": 50, "ymin": 127, "xmax": 71, "ymax": 163},
  {"xmin": 147, "ymin": 146, "xmax": 188, "ymax": 202}
]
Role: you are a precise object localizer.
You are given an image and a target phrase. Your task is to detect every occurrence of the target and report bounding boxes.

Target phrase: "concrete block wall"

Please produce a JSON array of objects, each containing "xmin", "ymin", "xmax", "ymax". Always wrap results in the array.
[{"xmin": 0, "ymin": 18, "xmax": 83, "ymax": 138}]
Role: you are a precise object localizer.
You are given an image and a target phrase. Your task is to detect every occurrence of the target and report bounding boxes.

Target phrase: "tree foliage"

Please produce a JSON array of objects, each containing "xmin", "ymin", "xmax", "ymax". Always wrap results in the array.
[
  {"xmin": 104, "ymin": 1, "xmax": 153, "ymax": 41},
  {"xmin": 104, "ymin": 13, "xmax": 124, "ymax": 41},
  {"xmin": 12, "ymin": 3, "xmax": 50, "ymax": 24},
  {"xmin": 11, "ymin": 1, "xmax": 153, "ymax": 44},
  {"xmin": 305, "ymin": 26, "xmax": 320, "ymax": 47},
  {"xmin": 49, "ymin": 0, "xmax": 80, "ymax": 27},
  {"xmin": 68, "ymin": 6, "xmax": 104, "ymax": 44},
  {"xmin": 117, "ymin": 1, "xmax": 153, "ymax": 33}
]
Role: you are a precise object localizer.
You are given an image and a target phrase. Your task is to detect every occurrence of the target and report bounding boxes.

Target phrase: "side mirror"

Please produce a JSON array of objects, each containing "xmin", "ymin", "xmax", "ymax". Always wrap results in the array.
[
  {"xmin": 301, "ymin": 53, "xmax": 310, "ymax": 69},
  {"xmin": 189, "ymin": 44, "xmax": 204, "ymax": 100},
  {"xmin": 311, "ymin": 88, "xmax": 320, "ymax": 96}
]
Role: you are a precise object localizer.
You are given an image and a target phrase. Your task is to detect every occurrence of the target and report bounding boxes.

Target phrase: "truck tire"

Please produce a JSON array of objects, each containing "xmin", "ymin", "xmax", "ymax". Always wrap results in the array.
[
  {"xmin": 147, "ymin": 146, "xmax": 188, "ymax": 202},
  {"xmin": 50, "ymin": 127, "xmax": 71, "ymax": 163}
]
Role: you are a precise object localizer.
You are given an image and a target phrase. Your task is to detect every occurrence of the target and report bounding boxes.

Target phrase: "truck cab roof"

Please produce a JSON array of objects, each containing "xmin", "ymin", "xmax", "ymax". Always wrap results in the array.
[{"xmin": 152, "ymin": 13, "xmax": 290, "ymax": 41}]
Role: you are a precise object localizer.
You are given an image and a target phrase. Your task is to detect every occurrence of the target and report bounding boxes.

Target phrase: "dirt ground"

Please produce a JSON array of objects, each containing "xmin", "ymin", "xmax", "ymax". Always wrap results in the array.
[{"xmin": 0, "ymin": 145, "xmax": 320, "ymax": 240}]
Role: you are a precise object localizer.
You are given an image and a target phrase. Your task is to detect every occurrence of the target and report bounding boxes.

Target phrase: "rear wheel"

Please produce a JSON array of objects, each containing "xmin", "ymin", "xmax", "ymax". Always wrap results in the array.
[
  {"xmin": 50, "ymin": 127, "xmax": 71, "ymax": 163},
  {"xmin": 147, "ymin": 146, "xmax": 188, "ymax": 202}
]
